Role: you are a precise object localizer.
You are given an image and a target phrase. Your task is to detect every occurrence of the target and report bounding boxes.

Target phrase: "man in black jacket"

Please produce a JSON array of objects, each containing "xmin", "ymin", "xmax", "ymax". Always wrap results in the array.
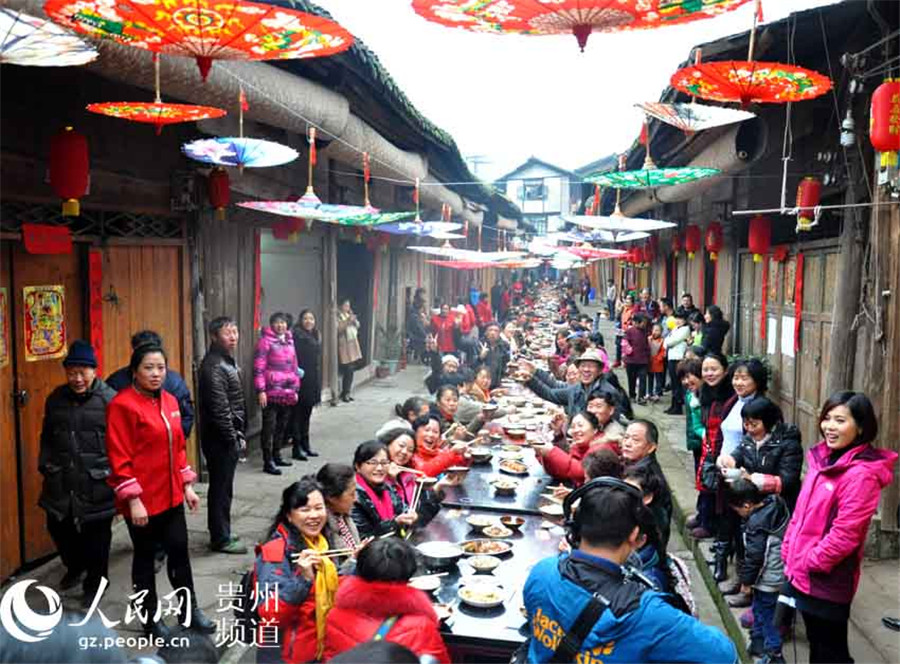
[
  {"xmin": 38, "ymin": 341, "xmax": 117, "ymax": 603},
  {"xmin": 476, "ymin": 321, "xmax": 509, "ymax": 389},
  {"xmin": 621, "ymin": 419, "xmax": 673, "ymax": 549},
  {"xmin": 198, "ymin": 316, "xmax": 247, "ymax": 554}
]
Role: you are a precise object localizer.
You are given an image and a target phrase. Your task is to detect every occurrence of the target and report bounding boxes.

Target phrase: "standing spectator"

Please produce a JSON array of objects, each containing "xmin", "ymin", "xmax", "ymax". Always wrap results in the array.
[
  {"xmin": 106, "ymin": 344, "xmax": 214, "ymax": 638},
  {"xmin": 647, "ymin": 323, "xmax": 667, "ymax": 402},
  {"xmin": 782, "ymin": 392, "xmax": 897, "ymax": 664},
  {"xmin": 664, "ymin": 310, "xmax": 691, "ymax": 414},
  {"xmin": 337, "ymin": 299, "xmax": 363, "ymax": 403},
  {"xmin": 198, "ymin": 316, "xmax": 247, "ymax": 554},
  {"xmin": 699, "ymin": 305, "xmax": 731, "ymax": 355},
  {"xmin": 292, "ymin": 309, "xmax": 321, "ymax": 460},
  {"xmin": 255, "ymin": 312, "xmax": 300, "ymax": 475},
  {"xmin": 606, "ymin": 279, "xmax": 617, "ymax": 321},
  {"xmin": 490, "ymin": 280, "xmax": 504, "ymax": 320},
  {"xmin": 623, "ymin": 314, "xmax": 651, "ymax": 405},
  {"xmin": 39, "ymin": 341, "xmax": 116, "ymax": 604},
  {"xmin": 476, "ymin": 321, "xmax": 509, "ymax": 388},
  {"xmin": 429, "ymin": 303, "xmax": 456, "ymax": 356},
  {"xmin": 688, "ymin": 311, "xmax": 705, "ymax": 350},
  {"xmin": 727, "ymin": 480, "xmax": 790, "ymax": 663},
  {"xmin": 635, "ymin": 287, "xmax": 660, "ymax": 320},
  {"xmin": 677, "ymin": 359, "xmax": 705, "ymax": 528},
  {"xmin": 255, "ymin": 477, "xmax": 339, "ymax": 663},
  {"xmin": 324, "ymin": 539, "xmax": 450, "ymax": 663},
  {"xmin": 405, "ymin": 298, "xmax": 428, "ymax": 362},
  {"xmin": 475, "ymin": 292, "xmax": 492, "ymax": 328},
  {"xmin": 658, "ymin": 298, "xmax": 676, "ymax": 336},
  {"xmin": 580, "ymin": 274, "xmax": 591, "ymax": 306},
  {"xmin": 613, "ymin": 294, "xmax": 635, "ymax": 369},
  {"xmin": 106, "ymin": 330, "xmax": 194, "ymax": 438},
  {"xmin": 680, "ymin": 293, "xmax": 698, "ymax": 318}
]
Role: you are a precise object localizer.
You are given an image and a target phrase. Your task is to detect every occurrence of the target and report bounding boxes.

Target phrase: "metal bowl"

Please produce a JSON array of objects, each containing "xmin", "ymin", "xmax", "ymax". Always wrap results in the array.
[{"xmin": 416, "ymin": 541, "xmax": 464, "ymax": 570}]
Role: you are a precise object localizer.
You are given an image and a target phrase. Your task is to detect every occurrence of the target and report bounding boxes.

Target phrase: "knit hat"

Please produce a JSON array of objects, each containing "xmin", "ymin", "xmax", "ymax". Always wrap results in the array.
[
  {"xmin": 441, "ymin": 354, "xmax": 460, "ymax": 367},
  {"xmin": 63, "ymin": 340, "xmax": 97, "ymax": 368}
]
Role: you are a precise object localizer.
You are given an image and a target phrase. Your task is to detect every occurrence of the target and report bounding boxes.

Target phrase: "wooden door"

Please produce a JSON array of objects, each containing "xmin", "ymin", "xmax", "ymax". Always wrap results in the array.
[
  {"xmin": 11, "ymin": 244, "xmax": 84, "ymax": 562},
  {"xmin": 0, "ymin": 243, "xmax": 21, "ymax": 578}
]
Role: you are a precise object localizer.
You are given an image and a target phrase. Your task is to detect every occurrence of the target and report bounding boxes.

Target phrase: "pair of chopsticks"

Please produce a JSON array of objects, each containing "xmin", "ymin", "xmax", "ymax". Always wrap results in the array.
[{"xmin": 394, "ymin": 465, "xmax": 426, "ymax": 476}]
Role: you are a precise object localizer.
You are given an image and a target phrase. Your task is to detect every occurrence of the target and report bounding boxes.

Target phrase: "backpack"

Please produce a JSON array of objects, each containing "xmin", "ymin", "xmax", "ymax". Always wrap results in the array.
[{"xmin": 666, "ymin": 553, "xmax": 697, "ymax": 617}]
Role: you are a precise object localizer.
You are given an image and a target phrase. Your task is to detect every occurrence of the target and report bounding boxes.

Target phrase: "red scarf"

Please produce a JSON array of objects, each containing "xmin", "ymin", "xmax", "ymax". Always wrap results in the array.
[{"xmin": 355, "ymin": 473, "xmax": 395, "ymax": 521}]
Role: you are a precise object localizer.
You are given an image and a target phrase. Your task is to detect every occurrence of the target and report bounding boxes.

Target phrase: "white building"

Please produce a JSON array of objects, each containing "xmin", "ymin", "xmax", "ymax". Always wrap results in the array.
[{"xmin": 494, "ymin": 157, "xmax": 584, "ymax": 236}]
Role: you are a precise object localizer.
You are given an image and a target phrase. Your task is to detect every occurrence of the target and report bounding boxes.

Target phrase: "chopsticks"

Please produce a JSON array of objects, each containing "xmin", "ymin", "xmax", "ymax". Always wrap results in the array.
[{"xmin": 394, "ymin": 465, "xmax": 426, "ymax": 475}]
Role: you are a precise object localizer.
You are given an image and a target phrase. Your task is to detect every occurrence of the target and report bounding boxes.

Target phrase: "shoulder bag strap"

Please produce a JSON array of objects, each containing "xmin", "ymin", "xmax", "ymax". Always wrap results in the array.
[
  {"xmin": 549, "ymin": 592, "xmax": 610, "ymax": 664},
  {"xmin": 371, "ymin": 615, "xmax": 399, "ymax": 642}
]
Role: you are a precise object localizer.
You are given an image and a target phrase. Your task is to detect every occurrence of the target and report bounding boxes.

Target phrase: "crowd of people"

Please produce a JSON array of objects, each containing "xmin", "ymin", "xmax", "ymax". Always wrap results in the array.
[{"xmin": 28, "ymin": 275, "xmax": 898, "ymax": 664}]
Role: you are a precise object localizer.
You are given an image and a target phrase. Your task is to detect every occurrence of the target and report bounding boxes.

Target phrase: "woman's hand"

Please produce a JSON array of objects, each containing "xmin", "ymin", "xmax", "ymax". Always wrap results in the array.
[
  {"xmin": 293, "ymin": 549, "xmax": 321, "ymax": 581},
  {"xmin": 558, "ymin": 539, "xmax": 572, "ymax": 554},
  {"xmin": 450, "ymin": 440, "xmax": 469, "ymax": 454},
  {"xmin": 490, "ymin": 388, "xmax": 508, "ymax": 397},
  {"xmin": 552, "ymin": 485, "xmax": 573, "ymax": 500},
  {"xmin": 184, "ymin": 485, "xmax": 200, "ymax": 512},
  {"xmin": 129, "ymin": 498, "xmax": 149, "ymax": 527},
  {"xmin": 387, "ymin": 462, "xmax": 402, "ymax": 480},
  {"xmin": 352, "ymin": 537, "xmax": 374, "ymax": 559},
  {"xmin": 396, "ymin": 511, "xmax": 418, "ymax": 526},
  {"xmin": 550, "ymin": 411, "xmax": 567, "ymax": 434},
  {"xmin": 532, "ymin": 440, "xmax": 553, "ymax": 457},
  {"xmin": 258, "ymin": 392, "xmax": 268, "ymax": 409}
]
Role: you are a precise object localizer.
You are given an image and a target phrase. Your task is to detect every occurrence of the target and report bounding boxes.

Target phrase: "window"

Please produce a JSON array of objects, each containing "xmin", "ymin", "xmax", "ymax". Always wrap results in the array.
[{"xmin": 522, "ymin": 180, "xmax": 546, "ymax": 201}]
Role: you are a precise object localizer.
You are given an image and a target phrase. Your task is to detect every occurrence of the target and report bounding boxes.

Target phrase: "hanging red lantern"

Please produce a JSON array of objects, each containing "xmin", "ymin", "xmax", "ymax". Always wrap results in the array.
[
  {"xmin": 671, "ymin": 232, "xmax": 683, "ymax": 256},
  {"xmin": 49, "ymin": 126, "xmax": 89, "ymax": 217},
  {"xmin": 748, "ymin": 215, "xmax": 772, "ymax": 263},
  {"xmin": 207, "ymin": 167, "xmax": 230, "ymax": 221},
  {"xmin": 772, "ymin": 245, "xmax": 790, "ymax": 262},
  {"xmin": 870, "ymin": 78, "xmax": 900, "ymax": 168},
  {"xmin": 704, "ymin": 222, "xmax": 724, "ymax": 261},
  {"xmin": 645, "ymin": 235, "xmax": 658, "ymax": 264},
  {"xmin": 795, "ymin": 177, "xmax": 821, "ymax": 231},
  {"xmin": 684, "ymin": 224, "xmax": 701, "ymax": 259},
  {"xmin": 632, "ymin": 246, "xmax": 645, "ymax": 266}
]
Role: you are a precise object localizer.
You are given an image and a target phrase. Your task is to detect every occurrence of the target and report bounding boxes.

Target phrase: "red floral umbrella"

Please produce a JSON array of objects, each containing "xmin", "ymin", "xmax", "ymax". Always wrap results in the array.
[
  {"xmin": 411, "ymin": 0, "xmax": 751, "ymax": 51},
  {"xmin": 87, "ymin": 101, "xmax": 225, "ymax": 134},
  {"xmin": 670, "ymin": 60, "xmax": 831, "ymax": 106},
  {"xmin": 44, "ymin": 0, "xmax": 354, "ymax": 81}
]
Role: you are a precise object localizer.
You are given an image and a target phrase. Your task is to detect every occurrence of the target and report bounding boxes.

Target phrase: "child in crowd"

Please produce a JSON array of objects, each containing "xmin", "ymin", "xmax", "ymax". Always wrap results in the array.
[
  {"xmin": 647, "ymin": 323, "xmax": 667, "ymax": 402},
  {"xmin": 727, "ymin": 480, "xmax": 790, "ymax": 664},
  {"xmin": 677, "ymin": 359, "xmax": 706, "ymax": 530}
]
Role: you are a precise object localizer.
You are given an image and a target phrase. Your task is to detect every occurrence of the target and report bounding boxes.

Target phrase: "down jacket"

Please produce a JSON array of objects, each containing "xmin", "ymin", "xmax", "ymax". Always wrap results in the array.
[
  {"xmin": 351, "ymin": 480, "xmax": 406, "ymax": 540},
  {"xmin": 106, "ymin": 386, "xmax": 197, "ymax": 518},
  {"xmin": 254, "ymin": 327, "xmax": 300, "ymax": 405},
  {"xmin": 106, "ymin": 366, "xmax": 194, "ymax": 438},
  {"xmin": 731, "ymin": 424, "xmax": 803, "ymax": 511},
  {"xmin": 323, "ymin": 576, "xmax": 450, "ymax": 663},
  {"xmin": 254, "ymin": 523, "xmax": 317, "ymax": 664},
  {"xmin": 38, "ymin": 378, "xmax": 117, "ymax": 523},
  {"xmin": 739, "ymin": 495, "xmax": 790, "ymax": 593},
  {"xmin": 782, "ymin": 441, "xmax": 898, "ymax": 605},
  {"xmin": 293, "ymin": 326, "xmax": 322, "ymax": 407},
  {"xmin": 198, "ymin": 343, "xmax": 246, "ymax": 452}
]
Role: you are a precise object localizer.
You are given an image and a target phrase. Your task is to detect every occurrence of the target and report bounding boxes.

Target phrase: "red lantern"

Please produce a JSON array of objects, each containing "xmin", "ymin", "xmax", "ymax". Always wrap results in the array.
[
  {"xmin": 632, "ymin": 246, "xmax": 645, "ymax": 266},
  {"xmin": 870, "ymin": 79, "xmax": 900, "ymax": 168},
  {"xmin": 684, "ymin": 224, "xmax": 701, "ymax": 259},
  {"xmin": 207, "ymin": 167, "xmax": 230, "ymax": 221},
  {"xmin": 49, "ymin": 126, "xmax": 89, "ymax": 216},
  {"xmin": 795, "ymin": 177, "xmax": 821, "ymax": 231},
  {"xmin": 748, "ymin": 215, "xmax": 772, "ymax": 263},
  {"xmin": 772, "ymin": 245, "xmax": 790, "ymax": 263},
  {"xmin": 704, "ymin": 222, "xmax": 724, "ymax": 261},
  {"xmin": 671, "ymin": 232, "xmax": 683, "ymax": 256}
]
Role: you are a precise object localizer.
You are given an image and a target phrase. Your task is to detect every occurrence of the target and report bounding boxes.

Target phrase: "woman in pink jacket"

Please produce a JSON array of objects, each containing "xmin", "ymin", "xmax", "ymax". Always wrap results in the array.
[
  {"xmin": 782, "ymin": 391, "xmax": 897, "ymax": 663},
  {"xmin": 254, "ymin": 312, "xmax": 300, "ymax": 476}
]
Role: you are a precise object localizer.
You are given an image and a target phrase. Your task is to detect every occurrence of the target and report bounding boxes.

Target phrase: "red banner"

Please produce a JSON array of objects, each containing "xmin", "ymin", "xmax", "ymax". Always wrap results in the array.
[
  {"xmin": 760, "ymin": 258, "xmax": 768, "ymax": 343},
  {"xmin": 23, "ymin": 224, "xmax": 72, "ymax": 255},
  {"xmin": 794, "ymin": 252, "xmax": 804, "ymax": 352},
  {"xmin": 88, "ymin": 249, "xmax": 103, "ymax": 374},
  {"xmin": 253, "ymin": 231, "xmax": 261, "ymax": 333}
]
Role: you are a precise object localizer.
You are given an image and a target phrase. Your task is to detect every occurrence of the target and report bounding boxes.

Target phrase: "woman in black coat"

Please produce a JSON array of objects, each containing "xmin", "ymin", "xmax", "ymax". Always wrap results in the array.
[
  {"xmin": 291, "ymin": 309, "xmax": 322, "ymax": 460},
  {"xmin": 699, "ymin": 305, "xmax": 731, "ymax": 355}
]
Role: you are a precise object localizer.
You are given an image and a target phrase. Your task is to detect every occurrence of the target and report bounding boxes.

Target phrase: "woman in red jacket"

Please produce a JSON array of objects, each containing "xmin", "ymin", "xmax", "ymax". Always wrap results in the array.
[
  {"xmin": 256, "ymin": 476, "xmax": 340, "ymax": 664},
  {"xmin": 106, "ymin": 344, "xmax": 214, "ymax": 638},
  {"xmin": 324, "ymin": 538, "xmax": 450, "ymax": 663},
  {"xmin": 534, "ymin": 406, "xmax": 622, "ymax": 486},
  {"xmin": 411, "ymin": 413, "xmax": 470, "ymax": 478},
  {"xmin": 430, "ymin": 304, "xmax": 456, "ymax": 355}
]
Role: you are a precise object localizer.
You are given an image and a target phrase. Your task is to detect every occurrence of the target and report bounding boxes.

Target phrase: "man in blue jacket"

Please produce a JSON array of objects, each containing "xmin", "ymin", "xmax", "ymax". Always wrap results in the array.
[
  {"xmin": 523, "ymin": 478, "xmax": 737, "ymax": 664},
  {"xmin": 106, "ymin": 329, "xmax": 194, "ymax": 437}
]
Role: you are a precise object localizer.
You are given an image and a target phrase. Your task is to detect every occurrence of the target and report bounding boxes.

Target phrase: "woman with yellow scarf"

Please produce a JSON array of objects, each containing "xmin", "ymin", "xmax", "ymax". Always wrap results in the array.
[{"xmin": 256, "ymin": 477, "xmax": 340, "ymax": 663}]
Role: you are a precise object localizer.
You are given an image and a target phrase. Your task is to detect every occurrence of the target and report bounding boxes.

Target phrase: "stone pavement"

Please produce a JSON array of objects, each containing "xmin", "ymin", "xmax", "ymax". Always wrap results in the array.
[{"xmin": 587, "ymin": 304, "xmax": 899, "ymax": 664}]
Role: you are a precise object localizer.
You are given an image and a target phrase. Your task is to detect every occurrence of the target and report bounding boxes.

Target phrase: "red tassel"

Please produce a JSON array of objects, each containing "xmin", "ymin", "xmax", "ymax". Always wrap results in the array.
[
  {"xmin": 757, "ymin": 0, "xmax": 764, "ymax": 23},
  {"xmin": 413, "ymin": 179, "xmax": 419, "ymax": 204},
  {"xmin": 239, "ymin": 88, "xmax": 249, "ymax": 111},
  {"xmin": 640, "ymin": 121, "xmax": 649, "ymax": 147},
  {"xmin": 760, "ymin": 258, "xmax": 768, "ymax": 343},
  {"xmin": 590, "ymin": 184, "xmax": 600, "ymax": 216},
  {"xmin": 308, "ymin": 127, "xmax": 317, "ymax": 166},
  {"xmin": 363, "ymin": 152, "xmax": 370, "ymax": 183}
]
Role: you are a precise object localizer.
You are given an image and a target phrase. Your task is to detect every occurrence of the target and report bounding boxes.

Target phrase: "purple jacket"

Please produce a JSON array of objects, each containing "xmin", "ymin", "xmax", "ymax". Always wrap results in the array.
[
  {"xmin": 253, "ymin": 327, "xmax": 300, "ymax": 405},
  {"xmin": 782, "ymin": 441, "xmax": 897, "ymax": 604},
  {"xmin": 623, "ymin": 326, "xmax": 650, "ymax": 365}
]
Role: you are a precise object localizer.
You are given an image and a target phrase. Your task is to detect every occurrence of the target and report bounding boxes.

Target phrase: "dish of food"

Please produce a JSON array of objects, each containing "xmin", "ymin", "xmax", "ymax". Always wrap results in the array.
[
  {"xmin": 408, "ymin": 575, "xmax": 441, "ymax": 592},
  {"xmin": 466, "ymin": 514, "xmax": 496, "ymax": 530},
  {"xmin": 469, "ymin": 446, "xmax": 493, "ymax": 463},
  {"xmin": 468, "ymin": 555, "xmax": 501, "ymax": 572},
  {"xmin": 491, "ymin": 478, "xmax": 520, "ymax": 495},
  {"xmin": 539, "ymin": 503, "xmax": 565, "ymax": 518},
  {"xmin": 489, "ymin": 432, "xmax": 504, "ymax": 442},
  {"xmin": 500, "ymin": 444, "xmax": 522, "ymax": 453},
  {"xmin": 483, "ymin": 524, "xmax": 513, "ymax": 538},
  {"xmin": 500, "ymin": 515, "xmax": 525, "ymax": 531},
  {"xmin": 499, "ymin": 460, "xmax": 529, "ymax": 475},
  {"xmin": 433, "ymin": 603, "xmax": 453, "ymax": 622},
  {"xmin": 458, "ymin": 584, "xmax": 505, "ymax": 608},
  {"xmin": 445, "ymin": 466, "xmax": 470, "ymax": 476},
  {"xmin": 506, "ymin": 428, "xmax": 527, "ymax": 439},
  {"xmin": 461, "ymin": 539, "xmax": 513, "ymax": 556},
  {"xmin": 498, "ymin": 451, "xmax": 524, "ymax": 462}
]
